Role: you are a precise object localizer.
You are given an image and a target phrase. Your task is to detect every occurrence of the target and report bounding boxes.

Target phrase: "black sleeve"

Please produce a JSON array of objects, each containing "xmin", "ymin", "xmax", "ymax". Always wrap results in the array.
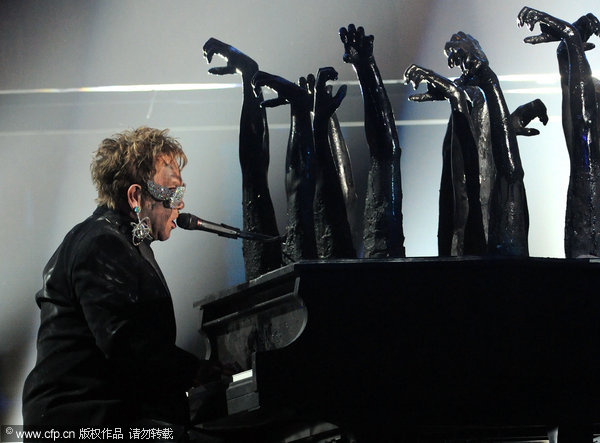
[{"xmin": 71, "ymin": 230, "xmax": 199, "ymax": 391}]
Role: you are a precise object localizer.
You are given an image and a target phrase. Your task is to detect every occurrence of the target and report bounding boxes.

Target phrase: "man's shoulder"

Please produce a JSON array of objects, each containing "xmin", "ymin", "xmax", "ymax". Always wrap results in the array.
[
  {"xmin": 74, "ymin": 206, "xmax": 129, "ymax": 241},
  {"xmin": 58, "ymin": 207, "xmax": 133, "ymax": 262}
]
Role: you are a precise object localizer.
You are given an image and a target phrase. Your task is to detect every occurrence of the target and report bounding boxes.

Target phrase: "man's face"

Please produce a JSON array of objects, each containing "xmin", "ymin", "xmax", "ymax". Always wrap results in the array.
[{"xmin": 142, "ymin": 156, "xmax": 185, "ymax": 242}]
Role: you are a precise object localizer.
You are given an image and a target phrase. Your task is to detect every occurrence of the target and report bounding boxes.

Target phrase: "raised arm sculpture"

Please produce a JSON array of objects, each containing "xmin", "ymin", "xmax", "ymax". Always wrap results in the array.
[
  {"xmin": 328, "ymin": 111, "xmax": 358, "ymax": 226},
  {"xmin": 252, "ymin": 71, "xmax": 318, "ymax": 263},
  {"xmin": 444, "ymin": 32, "xmax": 530, "ymax": 256},
  {"xmin": 327, "ymin": 99, "xmax": 359, "ymax": 245},
  {"xmin": 340, "ymin": 24, "xmax": 405, "ymax": 258},
  {"xmin": 203, "ymin": 38, "xmax": 281, "ymax": 280},
  {"xmin": 405, "ymin": 65, "xmax": 487, "ymax": 256},
  {"xmin": 312, "ymin": 67, "xmax": 356, "ymax": 258},
  {"xmin": 405, "ymin": 64, "xmax": 547, "ymax": 256},
  {"xmin": 519, "ymin": 8, "xmax": 600, "ymax": 257}
]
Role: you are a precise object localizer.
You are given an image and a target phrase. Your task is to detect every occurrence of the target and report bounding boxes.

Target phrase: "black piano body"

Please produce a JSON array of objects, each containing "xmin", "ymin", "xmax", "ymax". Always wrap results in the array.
[{"xmin": 192, "ymin": 257, "xmax": 600, "ymax": 441}]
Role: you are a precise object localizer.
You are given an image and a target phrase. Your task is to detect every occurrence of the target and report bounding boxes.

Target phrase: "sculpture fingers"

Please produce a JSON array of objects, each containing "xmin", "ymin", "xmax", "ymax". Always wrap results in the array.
[
  {"xmin": 523, "ymin": 34, "xmax": 557, "ymax": 45},
  {"xmin": 519, "ymin": 98, "xmax": 548, "ymax": 126},
  {"xmin": 202, "ymin": 38, "xmax": 218, "ymax": 63},
  {"xmin": 511, "ymin": 98, "xmax": 548, "ymax": 136},
  {"xmin": 251, "ymin": 70, "xmax": 286, "ymax": 90},
  {"xmin": 515, "ymin": 127, "xmax": 540, "ymax": 137},
  {"xmin": 518, "ymin": 6, "xmax": 540, "ymax": 31},
  {"xmin": 316, "ymin": 67, "xmax": 339, "ymax": 87},
  {"xmin": 408, "ymin": 92, "xmax": 443, "ymax": 102},
  {"xmin": 339, "ymin": 26, "xmax": 349, "ymax": 43},
  {"xmin": 251, "ymin": 70, "xmax": 278, "ymax": 96},
  {"xmin": 585, "ymin": 13, "xmax": 599, "ymax": 36},
  {"xmin": 261, "ymin": 97, "xmax": 289, "ymax": 108},
  {"xmin": 208, "ymin": 66, "xmax": 237, "ymax": 76},
  {"xmin": 533, "ymin": 99, "xmax": 549, "ymax": 125},
  {"xmin": 332, "ymin": 84, "xmax": 347, "ymax": 107},
  {"xmin": 306, "ymin": 73, "xmax": 316, "ymax": 93},
  {"xmin": 403, "ymin": 63, "xmax": 424, "ymax": 88},
  {"xmin": 203, "ymin": 37, "xmax": 229, "ymax": 63}
]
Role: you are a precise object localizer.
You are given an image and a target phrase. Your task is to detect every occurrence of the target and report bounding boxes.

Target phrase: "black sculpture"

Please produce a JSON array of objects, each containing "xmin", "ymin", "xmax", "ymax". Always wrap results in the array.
[
  {"xmin": 519, "ymin": 7, "xmax": 600, "ymax": 258},
  {"xmin": 405, "ymin": 65, "xmax": 547, "ymax": 256},
  {"xmin": 313, "ymin": 67, "xmax": 356, "ymax": 258},
  {"xmin": 405, "ymin": 65, "xmax": 487, "ymax": 256},
  {"xmin": 252, "ymin": 71, "xmax": 318, "ymax": 263},
  {"xmin": 511, "ymin": 98, "xmax": 549, "ymax": 137},
  {"xmin": 203, "ymin": 38, "xmax": 282, "ymax": 280},
  {"xmin": 327, "ymin": 110, "xmax": 358, "ymax": 228},
  {"xmin": 340, "ymin": 24, "xmax": 405, "ymax": 258},
  {"xmin": 442, "ymin": 32, "xmax": 530, "ymax": 256}
]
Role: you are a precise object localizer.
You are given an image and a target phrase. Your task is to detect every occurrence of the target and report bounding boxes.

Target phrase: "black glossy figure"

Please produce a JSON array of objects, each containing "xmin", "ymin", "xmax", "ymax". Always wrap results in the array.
[
  {"xmin": 445, "ymin": 32, "xmax": 529, "ymax": 256},
  {"xmin": 252, "ymin": 71, "xmax": 318, "ymax": 263},
  {"xmin": 313, "ymin": 67, "xmax": 356, "ymax": 258},
  {"xmin": 511, "ymin": 98, "xmax": 549, "ymax": 137},
  {"xmin": 406, "ymin": 65, "xmax": 547, "ymax": 256},
  {"xmin": 340, "ymin": 24, "xmax": 405, "ymax": 258},
  {"xmin": 328, "ymin": 113, "xmax": 358, "ymax": 221},
  {"xmin": 405, "ymin": 65, "xmax": 486, "ymax": 256},
  {"xmin": 519, "ymin": 8, "xmax": 600, "ymax": 258},
  {"xmin": 203, "ymin": 38, "xmax": 282, "ymax": 280}
]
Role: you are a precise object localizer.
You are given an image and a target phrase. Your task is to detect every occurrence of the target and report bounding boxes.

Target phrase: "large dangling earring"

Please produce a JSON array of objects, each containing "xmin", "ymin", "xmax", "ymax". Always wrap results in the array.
[{"xmin": 131, "ymin": 206, "xmax": 152, "ymax": 246}]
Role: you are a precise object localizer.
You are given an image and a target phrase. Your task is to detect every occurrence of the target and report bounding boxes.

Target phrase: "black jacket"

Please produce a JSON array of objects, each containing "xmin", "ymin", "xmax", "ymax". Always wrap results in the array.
[{"xmin": 22, "ymin": 206, "xmax": 199, "ymax": 427}]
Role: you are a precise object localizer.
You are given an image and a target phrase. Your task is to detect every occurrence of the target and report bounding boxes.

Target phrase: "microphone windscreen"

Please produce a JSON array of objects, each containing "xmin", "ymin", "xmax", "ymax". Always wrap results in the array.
[{"xmin": 176, "ymin": 213, "xmax": 195, "ymax": 230}]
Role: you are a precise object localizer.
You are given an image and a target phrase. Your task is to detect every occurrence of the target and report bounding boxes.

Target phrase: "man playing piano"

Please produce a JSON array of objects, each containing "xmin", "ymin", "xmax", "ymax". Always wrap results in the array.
[{"xmin": 22, "ymin": 127, "xmax": 221, "ymax": 441}]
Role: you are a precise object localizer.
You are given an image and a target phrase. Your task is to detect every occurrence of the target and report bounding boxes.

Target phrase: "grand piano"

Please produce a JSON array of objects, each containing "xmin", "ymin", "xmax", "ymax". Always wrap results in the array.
[{"xmin": 190, "ymin": 257, "xmax": 600, "ymax": 442}]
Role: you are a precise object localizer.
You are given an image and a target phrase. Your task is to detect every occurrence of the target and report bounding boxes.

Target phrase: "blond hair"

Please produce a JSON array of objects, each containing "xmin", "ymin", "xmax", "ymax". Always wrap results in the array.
[{"xmin": 91, "ymin": 127, "xmax": 187, "ymax": 209}]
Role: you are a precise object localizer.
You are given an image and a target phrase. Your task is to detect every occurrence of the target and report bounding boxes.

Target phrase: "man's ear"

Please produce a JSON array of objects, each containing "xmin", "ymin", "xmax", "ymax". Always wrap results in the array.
[{"xmin": 127, "ymin": 184, "xmax": 143, "ymax": 210}]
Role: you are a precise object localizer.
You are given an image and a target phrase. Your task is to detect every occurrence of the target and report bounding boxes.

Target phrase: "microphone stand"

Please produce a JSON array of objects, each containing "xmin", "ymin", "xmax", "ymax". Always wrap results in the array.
[{"xmin": 201, "ymin": 220, "xmax": 282, "ymax": 243}]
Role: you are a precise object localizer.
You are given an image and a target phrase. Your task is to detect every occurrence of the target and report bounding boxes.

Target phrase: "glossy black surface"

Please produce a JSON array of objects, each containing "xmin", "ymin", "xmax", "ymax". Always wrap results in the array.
[
  {"xmin": 519, "ymin": 8, "xmax": 600, "ymax": 258},
  {"xmin": 194, "ymin": 257, "xmax": 600, "ymax": 441},
  {"xmin": 252, "ymin": 71, "xmax": 318, "ymax": 263},
  {"xmin": 203, "ymin": 38, "xmax": 282, "ymax": 280},
  {"xmin": 340, "ymin": 24, "xmax": 405, "ymax": 258},
  {"xmin": 313, "ymin": 67, "xmax": 356, "ymax": 258}
]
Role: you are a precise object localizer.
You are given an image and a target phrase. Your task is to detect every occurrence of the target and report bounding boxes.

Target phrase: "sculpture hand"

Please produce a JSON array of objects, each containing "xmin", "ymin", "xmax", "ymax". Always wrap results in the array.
[
  {"xmin": 299, "ymin": 74, "xmax": 316, "ymax": 112},
  {"xmin": 315, "ymin": 67, "xmax": 346, "ymax": 120},
  {"xmin": 252, "ymin": 71, "xmax": 314, "ymax": 110},
  {"xmin": 203, "ymin": 37, "xmax": 258, "ymax": 77},
  {"xmin": 444, "ymin": 32, "xmax": 488, "ymax": 80},
  {"xmin": 339, "ymin": 24, "xmax": 375, "ymax": 64},
  {"xmin": 511, "ymin": 98, "xmax": 548, "ymax": 137},
  {"xmin": 404, "ymin": 64, "xmax": 456, "ymax": 102},
  {"xmin": 518, "ymin": 8, "xmax": 600, "ymax": 46},
  {"xmin": 578, "ymin": 13, "xmax": 600, "ymax": 49}
]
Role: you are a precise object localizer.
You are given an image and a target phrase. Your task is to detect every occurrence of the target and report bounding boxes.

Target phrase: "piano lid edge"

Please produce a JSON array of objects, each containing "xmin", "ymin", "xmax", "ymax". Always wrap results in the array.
[
  {"xmin": 193, "ymin": 256, "xmax": 600, "ymax": 307},
  {"xmin": 193, "ymin": 262, "xmax": 299, "ymax": 308}
]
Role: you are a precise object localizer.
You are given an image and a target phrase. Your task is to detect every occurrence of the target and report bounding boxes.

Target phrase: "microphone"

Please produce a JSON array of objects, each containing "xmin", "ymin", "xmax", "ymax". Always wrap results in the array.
[
  {"xmin": 177, "ymin": 213, "xmax": 240, "ymax": 238},
  {"xmin": 176, "ymin": 213, "xmax": 281, "ymax": 242}
]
